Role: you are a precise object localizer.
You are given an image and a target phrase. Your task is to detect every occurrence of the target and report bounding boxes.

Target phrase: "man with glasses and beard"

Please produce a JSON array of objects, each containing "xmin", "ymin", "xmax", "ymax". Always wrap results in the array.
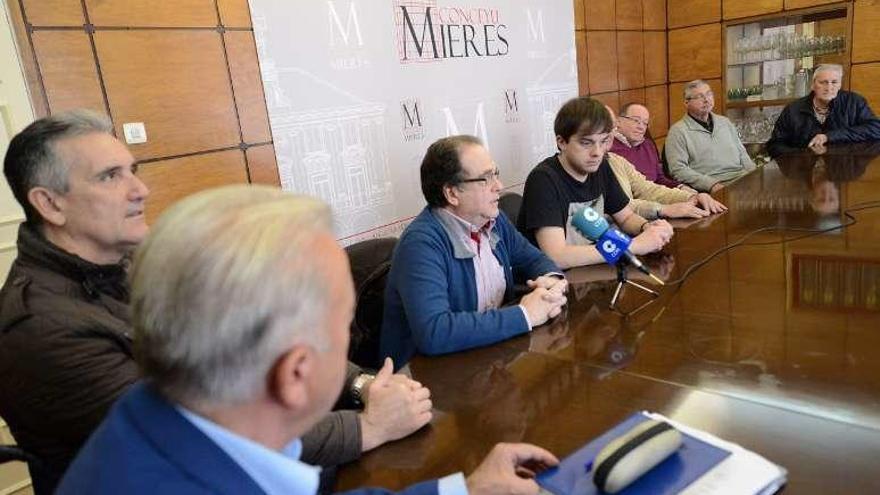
[
  {"xmin": 665, "ymin": 80, "xmax": 756, "ymax": 193},
  {"xmin": 380, "ymin": 135, "xmax": 567, "ymax": 366}
]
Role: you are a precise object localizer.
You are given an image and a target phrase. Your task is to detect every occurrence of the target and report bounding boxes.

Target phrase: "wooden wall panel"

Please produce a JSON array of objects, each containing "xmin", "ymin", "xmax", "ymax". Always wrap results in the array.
[
  {"xmin": 667, "ymin": 0, "xmax": 721, "ymax": 29},
  {"xmin": 722, "ymin": 0, "xmax": 783, "ymax": 20},
  {"xmin": 31, "ymin": 32, "xmax": 105, "ymax": 115},
  {"xmin": 784, "ymin": 0, "xmax": 841, "ymax": 9},
  {"xmin": 852, "ymin": 0, "xmax": 880, "ymax": 64},
  {"xmin": 95, "ymin": 31, "xmax": 240, "ymax": 160},
  {"xmin": 616, "ymin": 0, "xmax": 643, "ymax": 30},
  {"xmin": 576, "ymin": 30, "xmax": 589, "ymax": 94},
  {"xmin": 619, "ymin": 87, "xmax": 646, "ymax": 108},
  {"xmin": 644, "ymin": 31, "xmax": 667, "ymax": 86},
  {"xmin": 218, "ymin": 0, "xmax": 253, "ymax": 28},
  {"xmin": 138, "ymin": 149, "xmax": 249, "ymax": 223},
  {"xmin": 591, "ymin": 92, "xmax": 620, "ymax": 113},
  {"xmin": 668, "ymin": 23, "xmax": 721, "ymax": 82},
  {"xmin": 225, "ymin": 32, "xmax": 271, "ymax": 144},
  {"xmin": 246, "ymin": 144, "xmax": 281, "ymax": 187},
  {"xmin": 617, "ymin": 32, "xmax": 645, "ymax": 89},
  {"xmin": 643, "ymin": 0, "xmax": 666, "ymax": 29},
  {"xmin": 21, "ymin": 0, "xmax": 83, "ymax": 26},
  {"xmin": 851, "ymin": 63, "xmax": 880, "ymax": 111},
  {"xmin": 574, "ymin": 0, "xmax": 586, "ymax": 30},
  {"xmin": 668, "ymin": 78, "xmax": 722, "ymax": 125},
  {"xmin": 585, "ymin": 0, "xmax": 616, "ymax": 30},
  {"xmin": 587, "ymin": 31, "xmax": 619, "ymax": 93},
  {"xmin": 6, "ymin": 0, "xmax": 48, "ymax": 117},
  {"xmin": 645, "ymin": 84, "xmax": 668, "ymax": 137},
  {"xmin": 85, "ymin": 0, "xmax": 218, "ymax": 27}
]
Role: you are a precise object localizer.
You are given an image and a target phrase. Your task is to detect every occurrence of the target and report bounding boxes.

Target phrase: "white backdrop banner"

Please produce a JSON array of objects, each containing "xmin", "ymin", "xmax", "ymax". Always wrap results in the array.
[{"xmin": 248, "ymin": 0, "xmax": 577, "ymax": 243}]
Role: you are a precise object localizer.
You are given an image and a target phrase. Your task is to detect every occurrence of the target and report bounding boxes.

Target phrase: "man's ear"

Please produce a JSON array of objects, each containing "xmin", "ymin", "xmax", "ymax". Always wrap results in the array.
[
  {"xmin": 556, "ymin": 135, "xmax": 567, "ymax": 151},
  {"xmin": 27, "ymin": 187, "xmax": 66, "ymax": 227},
  {"xmin": 442, "ymin": 183, "xmax": 460, "ymax": 208},
  {"xmin": 270, "ymin": 344, "xmax": 312, "ymax": 411}
]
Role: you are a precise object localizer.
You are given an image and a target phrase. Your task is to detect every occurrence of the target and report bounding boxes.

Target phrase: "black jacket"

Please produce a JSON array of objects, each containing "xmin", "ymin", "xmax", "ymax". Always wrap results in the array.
[
  {"xmin": 767, "ymin": 90, "xmax": 880, "ymax": 157},
  {"xmin": 0, "ymin": 224, "xmax": 137, "ymax": 495}
]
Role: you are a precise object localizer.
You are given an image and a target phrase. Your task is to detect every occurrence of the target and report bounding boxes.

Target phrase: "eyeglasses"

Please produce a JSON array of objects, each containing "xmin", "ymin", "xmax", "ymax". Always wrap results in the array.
[
  {"xmin": 620, "ymin": 115, "xmax": 649, "ymax": 126},
  {"xmin": 457, "ymin": 168, "xmax": 501, "ymax": 187},
  {"xmin": 686, "ymin": 91, "xmax": 714, "ymax": 102}
]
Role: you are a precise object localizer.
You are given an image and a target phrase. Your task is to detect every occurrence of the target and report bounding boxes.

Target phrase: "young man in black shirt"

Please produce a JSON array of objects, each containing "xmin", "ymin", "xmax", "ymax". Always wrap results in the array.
[{"xmin": 518, "ymin": 97, "xmax": 673, "ymax": 269}]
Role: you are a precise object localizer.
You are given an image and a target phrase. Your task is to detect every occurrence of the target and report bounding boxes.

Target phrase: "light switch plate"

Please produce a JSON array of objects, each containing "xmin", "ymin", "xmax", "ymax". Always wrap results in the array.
[{"xmin": 122, "ymin": 122, "xmax": 147, "ymax": 144}]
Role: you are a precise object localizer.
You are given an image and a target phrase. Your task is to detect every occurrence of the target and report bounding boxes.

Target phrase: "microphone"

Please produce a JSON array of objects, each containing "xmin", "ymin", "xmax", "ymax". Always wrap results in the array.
[{"xmin": 571, "ymin": 206, "xmax": 665, "ymax": 286}]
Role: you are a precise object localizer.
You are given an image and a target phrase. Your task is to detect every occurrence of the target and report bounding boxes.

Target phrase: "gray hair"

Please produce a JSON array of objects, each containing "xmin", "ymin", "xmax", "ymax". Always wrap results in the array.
[
  {"xmin": 683, "ymin": 80, "xmax": 710, "ymax": 100},
  {"xmin": 3, "ymin": 109, "xmax": 113, "ymax": 223},
  {"xmin": 812, "ymin": 64, "xmax": 844, "ymax": 83},
  {"xmin": 131, "ymin": 185, "xmax": 335, "ymax": 406}
]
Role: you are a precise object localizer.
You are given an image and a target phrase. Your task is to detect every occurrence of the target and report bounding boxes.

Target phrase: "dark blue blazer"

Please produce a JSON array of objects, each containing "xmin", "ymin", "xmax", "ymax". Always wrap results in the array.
[{"xmin": 57, "ymin": 383, "xmax": 439, "ymax": 495}]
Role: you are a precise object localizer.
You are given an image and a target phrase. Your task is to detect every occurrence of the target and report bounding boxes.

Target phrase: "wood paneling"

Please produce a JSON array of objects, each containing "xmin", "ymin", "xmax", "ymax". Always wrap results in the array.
[
  {"xmin": 590, "ymin": 92, "xmax": 620, "ymax": 113},
  {"xmin": 574, "ymin": 0, "xmax": 585, "ymax": 31},
  {"xmin": 587, "ymin": 31, "xmax": 619, "ymax": 93},
  {"xmin": 644, "ymin": 31, "xmax": 667, "ymax": 86},
  {"xmin": 851, "ymin": 63, "xmax": 880, "ymax": 111},
  {"xmin": 225, "ymin": 32, "xmax": 271, "ymax": 144},
  {"xmin": 616, "ymin": 0, "xmax": 643, "ymax": 30},
  {"xmin": 643, "ymin": 0, "xmax": 666, "ymax": 29},
  {"xmin": 218, "ymin": 0, "xmax": 253, "ymax": 28},
  {"xmin": 576, "ymin": 30, "xmax": 589, "ymax": 94},
  {"xmin": 95, "ymin": 31, "xmax": 240, "ymax": 160},
  {"xmin": 784, "ymin": 0, "xmax": 841, "ymax": 9},
  {"xmin": 852, "ymin": 0, "xmax": 880, "ymax": 64},
  {"xmin": 138, "ymin": 149, "xmax": 249, "ymax": 223},
  {"xmin": 6, "ymin": 0, "xmax": 48, "ymax": 117},
  {"xmin": 21, "ymin": 0, "xmax": 83, "ymax": 26},
  {"xmin": 246, "ymin": 144, "xmax": 281, "ymax": 187},
  {"xmin": 668, "ymin": 23, "xmax": 721, "ymax": 82},
  {"xmin": 645, "ymin": 84, "xmax": 668, "ymax": 137},
  {"xmin": 31, "ymin": 32, "xmax": 105, "ymax": 115},
  {"xmin": 667, "ymin": 0, "xmax": 720, "ymax": 29},
  {"xmin": 85, "ymin": 0, "xmax": 218, "ymax": 27},
  {"xmin": 585, "ymin": 0, "xmax": 615, "ymax": 30},
  {"xmin": 617, "ymin": 32, "xmax": 645, "ymax": 89},
  {"xmin": 722, "ymin": 0, "xmax": 782, "ymax": 20},
  {"xmin": 668, "ymin": 78, "xmax": 722, "ymax": 125},
  {"xmin": 619, "ymin": 87, "xmax": 646, "ymax": 108}
]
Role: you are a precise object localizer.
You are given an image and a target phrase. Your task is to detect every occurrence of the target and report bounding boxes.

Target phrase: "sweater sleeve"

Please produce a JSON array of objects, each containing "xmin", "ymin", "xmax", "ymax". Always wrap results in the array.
[
  {"xmin": 394, "ymin": 230, "xmax": 530, "ymax": 356},
  {"xmin": 610, "ymin": 153, "xmax": 691, "ymax": 218},
  {"xmin": 301, "ymin": 410, "xmax": 362, "ymax": 467}
]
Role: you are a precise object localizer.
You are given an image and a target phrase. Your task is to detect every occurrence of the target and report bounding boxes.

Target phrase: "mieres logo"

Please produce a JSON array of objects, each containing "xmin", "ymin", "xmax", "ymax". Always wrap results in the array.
[
  {"xmin": 443, "ymin": 103, "xmax": 489, "ymax": 148},
  {"xmin": 393, "ymin": 1, "xmax": 509, "ymax": 64},
  {"xmin": 401, "ymin": 98, "xmax": 426, "ymax": 141},
  {"xmin": 328, "ymin": 1, "xmax": 364, "ymax": 47},
  {"xmin": 503, "ymin": 89, "xmax": 520, "ymax": 123}
]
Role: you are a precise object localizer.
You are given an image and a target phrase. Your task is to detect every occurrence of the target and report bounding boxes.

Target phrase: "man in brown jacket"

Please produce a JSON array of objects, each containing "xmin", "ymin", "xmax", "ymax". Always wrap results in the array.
[{"xmin": 0, "ymin": 110, "xmax": 430, "ymax": 494}]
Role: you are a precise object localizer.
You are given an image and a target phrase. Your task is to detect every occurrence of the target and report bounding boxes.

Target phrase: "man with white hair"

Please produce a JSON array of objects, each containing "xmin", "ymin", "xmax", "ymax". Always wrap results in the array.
[
  {"xmin": 0, "ymin": 110, "xmax": 430, "ymax": 494},
  {"xmin": 58, "ymin": 185, "xmax": 559, "ymax": 494},
  {"xmin": 665, "ymin": 80, "xmax": 756, "ymax": 193},
  {"xmin": 767, "ymin": 64, "xmax": 880, "ymax": 156}
]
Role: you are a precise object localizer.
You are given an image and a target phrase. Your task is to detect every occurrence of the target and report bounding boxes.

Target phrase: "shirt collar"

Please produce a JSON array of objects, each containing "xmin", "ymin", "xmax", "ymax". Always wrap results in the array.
[
  {"xmin": 177, "ymin": 407, "xmax": 321, "ymax": 495},
  {"xmin": 433, "ymin": 208, "xmax": 499, "ymax": 259}
]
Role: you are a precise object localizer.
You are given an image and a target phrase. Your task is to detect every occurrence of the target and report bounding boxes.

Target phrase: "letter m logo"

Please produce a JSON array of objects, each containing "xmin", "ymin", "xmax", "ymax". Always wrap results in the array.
[
  {"xmin": 328, "ymin": 1, "xmax": 364, "ymax": 47},
  {"xmin": 526, "ymin": 9, "xmax": 545, "ymax": 43},
  {"xmin": 401, "ymin": 100, "xmax": 422, "ymax": 129}
]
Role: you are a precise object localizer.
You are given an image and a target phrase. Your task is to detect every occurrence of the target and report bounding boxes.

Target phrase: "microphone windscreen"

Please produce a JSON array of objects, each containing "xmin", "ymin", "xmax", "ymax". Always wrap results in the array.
[{"xmin": 571, "ymin": 206, "xmax": 609, "ymax": 241}]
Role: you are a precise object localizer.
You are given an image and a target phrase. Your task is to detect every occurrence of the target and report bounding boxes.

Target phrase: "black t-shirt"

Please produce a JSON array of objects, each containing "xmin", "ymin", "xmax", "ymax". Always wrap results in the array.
[{"xmin": 517, "ymin": 154, "xmax": 630, "ymax": 246}]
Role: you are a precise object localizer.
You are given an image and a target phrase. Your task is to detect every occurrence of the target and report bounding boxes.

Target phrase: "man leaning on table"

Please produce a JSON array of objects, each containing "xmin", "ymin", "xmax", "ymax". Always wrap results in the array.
[
  {"xmin": 57, "ymin": 185, "xmax": 560, "ymax": 495},
  {"xmin": 766, "ymin": 63, "xmax": 880, "ymax": 157}
]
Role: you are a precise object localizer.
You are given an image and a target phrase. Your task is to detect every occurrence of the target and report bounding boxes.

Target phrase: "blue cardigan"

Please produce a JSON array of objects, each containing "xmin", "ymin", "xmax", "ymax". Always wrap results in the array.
[
  {"xmin": 380, "ymin": 208, "xmax": 560, "ymax": 366},
  {"xmin": 57, "ymin": 383, "xmax": 438, "ymax": 495}
]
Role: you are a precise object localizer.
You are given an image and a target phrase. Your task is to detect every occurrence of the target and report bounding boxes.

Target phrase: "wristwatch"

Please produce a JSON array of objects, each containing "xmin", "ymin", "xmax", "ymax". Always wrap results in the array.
[{"xmin": 350, "ymin": 373, "xmax": 375, "ymax": 407}]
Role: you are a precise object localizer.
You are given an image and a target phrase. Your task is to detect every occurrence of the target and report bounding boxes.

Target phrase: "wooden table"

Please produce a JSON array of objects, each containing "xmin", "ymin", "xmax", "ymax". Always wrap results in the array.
[{"xmin": 337, "ymin": 144, "xmax": 880, "ymax": 493}]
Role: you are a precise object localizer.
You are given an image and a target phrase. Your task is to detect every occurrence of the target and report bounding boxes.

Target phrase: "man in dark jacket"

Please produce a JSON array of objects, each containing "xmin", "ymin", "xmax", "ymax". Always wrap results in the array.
[
  {"xmin": 0, "ymin": 110, "xmax": 430, "ymax": 494},
  {"xmin": 767, "ymin": 64, "xmax": 880, "ymax": 157}
]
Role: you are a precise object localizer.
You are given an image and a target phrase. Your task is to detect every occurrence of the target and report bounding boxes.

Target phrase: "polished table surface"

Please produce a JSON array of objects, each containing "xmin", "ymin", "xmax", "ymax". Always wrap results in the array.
[{"xmin": 337, "ymin": 143, "xmax": 880, "ymax": 493}]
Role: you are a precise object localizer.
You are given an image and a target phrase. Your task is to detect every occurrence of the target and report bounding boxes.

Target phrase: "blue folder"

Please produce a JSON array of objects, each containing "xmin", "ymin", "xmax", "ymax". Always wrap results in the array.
[{"xmin": 537, "ymin": 412, "xmax": 731, "ymax": 495}]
